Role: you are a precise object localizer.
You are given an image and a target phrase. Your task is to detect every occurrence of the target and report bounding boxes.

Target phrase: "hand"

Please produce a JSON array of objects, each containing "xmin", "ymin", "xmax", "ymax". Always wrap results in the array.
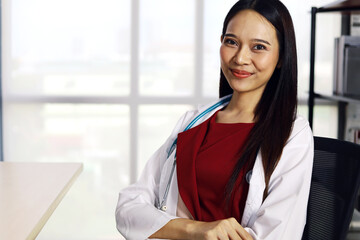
[{"xmin": 188, "ymin": 217, "xmax": 253, "ymax": 240}]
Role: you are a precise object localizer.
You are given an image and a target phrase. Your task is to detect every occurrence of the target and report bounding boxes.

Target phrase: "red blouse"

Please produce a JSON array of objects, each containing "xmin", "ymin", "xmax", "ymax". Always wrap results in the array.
[{"xmin": 177, "ymin": 110, "xmax": 254, "ymax": 222}]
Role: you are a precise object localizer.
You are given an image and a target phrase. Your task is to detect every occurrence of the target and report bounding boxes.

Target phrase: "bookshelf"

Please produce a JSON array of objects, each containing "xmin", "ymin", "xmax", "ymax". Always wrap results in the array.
[{"xmin": 308, "ymin": 0, "xmax": 360, "ymax": 140}]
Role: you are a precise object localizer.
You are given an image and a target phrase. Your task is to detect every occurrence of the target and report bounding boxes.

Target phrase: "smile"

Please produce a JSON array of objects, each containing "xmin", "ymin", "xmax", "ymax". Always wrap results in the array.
[{"xmin": 231, "ymin": 69, "xmax": 253, "ymax": 79}]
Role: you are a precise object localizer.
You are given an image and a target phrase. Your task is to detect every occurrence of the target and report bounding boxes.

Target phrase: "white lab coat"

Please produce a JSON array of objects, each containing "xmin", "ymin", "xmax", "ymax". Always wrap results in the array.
[{"xmin": 116, "ymin": 95, "xmax": 314, "ymax": 240}]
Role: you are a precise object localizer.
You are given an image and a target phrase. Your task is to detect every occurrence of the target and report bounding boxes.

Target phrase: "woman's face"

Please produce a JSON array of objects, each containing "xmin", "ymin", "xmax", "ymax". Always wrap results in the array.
[{"xmin": 220, "ymin": 9, "xmax": 280, "ymax": 99}]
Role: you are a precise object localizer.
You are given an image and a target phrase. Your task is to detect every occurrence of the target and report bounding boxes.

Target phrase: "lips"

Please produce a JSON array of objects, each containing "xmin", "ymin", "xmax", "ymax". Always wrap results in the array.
[{"xmin": 231, "ymin": 69, "xmax": 253, "ymax": 79}]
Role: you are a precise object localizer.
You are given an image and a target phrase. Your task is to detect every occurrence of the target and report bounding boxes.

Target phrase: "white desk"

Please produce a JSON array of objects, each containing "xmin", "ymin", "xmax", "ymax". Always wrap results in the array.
[{"xmin": 0, "ymin": 162, "xmax": 83, "ymax": 240}]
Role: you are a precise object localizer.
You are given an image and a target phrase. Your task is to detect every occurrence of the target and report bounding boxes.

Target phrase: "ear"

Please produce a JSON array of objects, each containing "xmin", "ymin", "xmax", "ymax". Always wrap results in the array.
[
  {"xmin": 220, "ymin": 35, "xmax": 223, "ymax": 43},
  {"xmin": 277, "ymin": 59, "xmax": 282, "ymax": 68}
]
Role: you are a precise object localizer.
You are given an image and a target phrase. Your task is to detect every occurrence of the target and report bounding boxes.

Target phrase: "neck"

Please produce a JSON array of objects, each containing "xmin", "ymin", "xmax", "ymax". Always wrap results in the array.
[{"xmin": 218, "ymin": 92, "xmax": 261, "ymax": 123}]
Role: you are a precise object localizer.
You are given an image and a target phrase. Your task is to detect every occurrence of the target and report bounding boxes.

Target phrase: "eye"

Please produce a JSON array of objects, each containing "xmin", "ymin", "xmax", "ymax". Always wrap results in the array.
[
  {"xmin": 253, "ymin": 44, "xmax": 266, "ymax": 50},
  {"xmin": 224, "ymin": 38, "xmax": 238, "ymax": 46}
]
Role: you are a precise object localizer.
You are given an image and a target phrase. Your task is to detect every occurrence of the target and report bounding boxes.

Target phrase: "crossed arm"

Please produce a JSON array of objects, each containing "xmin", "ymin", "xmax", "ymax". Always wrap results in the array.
[{"xmin": 149, "ymin": 217, "xmax": 253, "ymax": 240}]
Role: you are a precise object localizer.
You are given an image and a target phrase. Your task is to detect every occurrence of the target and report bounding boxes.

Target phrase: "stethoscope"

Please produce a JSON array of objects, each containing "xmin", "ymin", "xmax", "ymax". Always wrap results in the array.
[{"xmin": 156, "ymin": 95, "xmax": 232, "ymax": 212}]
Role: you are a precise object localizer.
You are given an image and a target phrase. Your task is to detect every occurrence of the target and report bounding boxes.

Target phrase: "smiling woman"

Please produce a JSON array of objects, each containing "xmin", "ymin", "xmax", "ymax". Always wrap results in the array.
[{"xmin": 116, "ymin": 0, "xmax": 314, "ymax": 239}]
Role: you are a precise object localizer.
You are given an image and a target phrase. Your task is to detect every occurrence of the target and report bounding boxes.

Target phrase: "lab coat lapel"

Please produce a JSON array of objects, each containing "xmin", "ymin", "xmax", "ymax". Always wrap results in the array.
[{"xmin": 241, "ymin": 150, "xmax": 265, "ymax": 227}]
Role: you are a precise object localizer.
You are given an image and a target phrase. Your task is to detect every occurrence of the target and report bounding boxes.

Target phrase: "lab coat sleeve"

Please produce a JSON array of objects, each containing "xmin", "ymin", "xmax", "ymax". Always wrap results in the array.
[
  {"xmin": 244, "ymin": 119, "xmax": 314, "ymax": 239},
  {"xmin": 115, "ymin": 111, "xmax": 193, "ymax": 240}
]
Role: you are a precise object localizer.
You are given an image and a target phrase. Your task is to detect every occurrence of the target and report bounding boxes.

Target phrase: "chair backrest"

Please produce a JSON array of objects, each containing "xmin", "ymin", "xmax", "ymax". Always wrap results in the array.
[{"xmin": 302, "ymin": 136, "xmax": 360, "ymax": 240}]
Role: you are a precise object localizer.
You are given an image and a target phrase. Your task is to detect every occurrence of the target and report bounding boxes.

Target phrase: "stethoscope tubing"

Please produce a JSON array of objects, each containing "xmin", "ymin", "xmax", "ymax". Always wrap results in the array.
[{"xmin": 157, "ymin": 95, "xmax": 232, "ymax": 211}]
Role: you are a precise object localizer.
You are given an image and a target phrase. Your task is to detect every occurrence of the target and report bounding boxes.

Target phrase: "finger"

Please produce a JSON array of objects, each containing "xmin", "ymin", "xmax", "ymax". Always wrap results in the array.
[
  {"xmin": 227, "ymin": 228, "xmax": 242, "ymax": 240},
  {"xmin": 234, "ymin": 226, "xmax": 252, "ymax": 240},
  {"xmin": 223, "ymin": 219, "xmax": 241, "ymax": 240},
  {"xmin": 227, "ymin": 218, "xmax": 252, "ymax": 240},
  {"xmin": 217, "ymin": 227, "xmax": 229, "ymax": 240}
]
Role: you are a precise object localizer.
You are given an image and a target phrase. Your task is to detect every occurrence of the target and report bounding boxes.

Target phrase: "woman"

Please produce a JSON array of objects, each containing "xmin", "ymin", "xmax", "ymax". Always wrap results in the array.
[{"xmin": 116, "ymin": 0, "xmax": 314, "ymax": 239}]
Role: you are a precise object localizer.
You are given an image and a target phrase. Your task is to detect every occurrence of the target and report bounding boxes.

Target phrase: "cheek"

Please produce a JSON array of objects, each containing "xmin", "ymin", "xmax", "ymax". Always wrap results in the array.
[
  {"xmin": 219, "ymin": 45, "xmax": 229, "ymax": 64},
  {"xmin": 254, "ymin": 54, "xmax": 279, "ymax": 72}
]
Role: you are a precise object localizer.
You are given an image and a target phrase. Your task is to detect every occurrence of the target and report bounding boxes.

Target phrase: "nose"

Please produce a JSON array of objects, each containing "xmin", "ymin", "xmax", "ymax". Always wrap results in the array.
[{"xmin": 234, "ymin": 46, "xmax": 251, "ymax": 65}]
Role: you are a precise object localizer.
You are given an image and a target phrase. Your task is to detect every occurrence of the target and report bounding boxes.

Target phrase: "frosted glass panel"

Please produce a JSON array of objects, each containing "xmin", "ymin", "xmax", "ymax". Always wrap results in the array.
[
  {"xmin": 314, "ymin": 14, "xmax": 341, "ymax": 95},
  {"xmin": 8, "ymin": 0, "xmax": 130, "ymax": 96},
  {"xmin": 3, "ymin": 103, "xmax": 129, "ymax": 239},
  {"xmin": 139, "ymin": 0, "xmax": 195, "ymax": 96},
  {"xmin": 138, "ymin": 105, "xmax": 193, "ymax": 175},
  {"xmin": 313, "ymin": 105, "xmax": 338, "ymax": 138}
]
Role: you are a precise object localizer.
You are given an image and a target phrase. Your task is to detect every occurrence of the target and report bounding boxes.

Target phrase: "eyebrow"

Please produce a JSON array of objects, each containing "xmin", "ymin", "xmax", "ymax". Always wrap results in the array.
[{"xmin": 224, "ymin": 33, "xmax": 272, "ymax": 46}]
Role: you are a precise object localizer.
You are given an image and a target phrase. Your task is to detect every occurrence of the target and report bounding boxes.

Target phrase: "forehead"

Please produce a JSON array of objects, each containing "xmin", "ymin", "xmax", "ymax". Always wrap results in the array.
[{"xmin": 226, "ymin": 9, "xmax": 278, "ymax": 41}]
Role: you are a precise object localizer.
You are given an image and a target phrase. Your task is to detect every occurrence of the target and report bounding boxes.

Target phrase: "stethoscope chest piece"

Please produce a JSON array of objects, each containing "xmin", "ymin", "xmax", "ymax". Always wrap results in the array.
[{"xmin": 246, "ymin": 170, "xmax": 253, "ymax": 183}]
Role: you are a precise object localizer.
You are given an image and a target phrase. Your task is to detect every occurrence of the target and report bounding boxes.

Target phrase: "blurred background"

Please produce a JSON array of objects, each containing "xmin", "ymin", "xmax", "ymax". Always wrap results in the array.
[{"xmin": 1, "ymin": 0, "xmax": 343, "ymax": 239}]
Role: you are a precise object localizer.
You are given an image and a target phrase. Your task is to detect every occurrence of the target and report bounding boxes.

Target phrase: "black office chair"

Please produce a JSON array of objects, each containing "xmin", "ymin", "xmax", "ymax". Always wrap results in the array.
[{"xmin": 302, "ymin": 136, "xmax": 360, "ymax": 240}]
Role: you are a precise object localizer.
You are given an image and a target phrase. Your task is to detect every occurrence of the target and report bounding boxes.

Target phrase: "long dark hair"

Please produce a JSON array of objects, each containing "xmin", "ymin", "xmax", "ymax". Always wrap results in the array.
[{"xmin": 221, "ymin": 0, "xmax": 298, "ymax": 201}]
